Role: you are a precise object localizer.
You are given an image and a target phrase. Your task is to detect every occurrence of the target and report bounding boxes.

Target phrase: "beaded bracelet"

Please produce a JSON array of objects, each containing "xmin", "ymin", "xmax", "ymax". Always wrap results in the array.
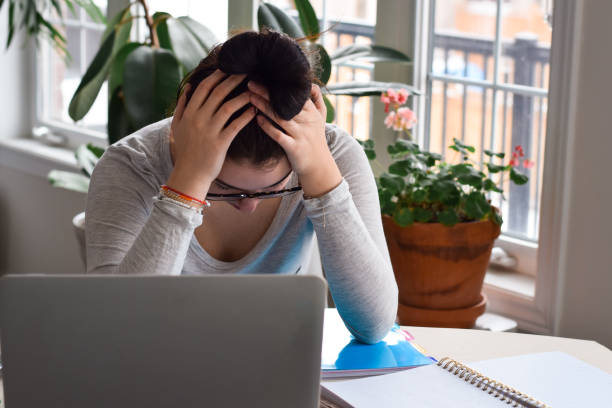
[{"xmin": 159, "ymin": 185, "xmax": 211, "ymax": 213}]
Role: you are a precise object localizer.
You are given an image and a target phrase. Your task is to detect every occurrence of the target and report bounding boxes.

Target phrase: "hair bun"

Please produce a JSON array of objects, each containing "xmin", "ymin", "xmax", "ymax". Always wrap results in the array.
[{"xmin": 217, "ymin": 29, "xmax": 313, "ymax": 120}]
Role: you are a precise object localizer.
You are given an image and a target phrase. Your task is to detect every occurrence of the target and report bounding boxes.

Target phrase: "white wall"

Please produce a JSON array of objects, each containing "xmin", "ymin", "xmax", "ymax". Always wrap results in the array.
[
  {"xmin": 553, "ymin": 1, "xmax": 612, "ymax": 347},
  {"xmin": 0, "ymin": 6, "xmax": 86, "ymax": 276}
]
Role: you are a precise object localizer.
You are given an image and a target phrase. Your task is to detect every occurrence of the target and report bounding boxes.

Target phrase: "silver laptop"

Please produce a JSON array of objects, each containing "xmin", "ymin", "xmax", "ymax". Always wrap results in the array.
[{"xmin": 0, "ymin": 274, "xmax": 327, "ymax": 408}]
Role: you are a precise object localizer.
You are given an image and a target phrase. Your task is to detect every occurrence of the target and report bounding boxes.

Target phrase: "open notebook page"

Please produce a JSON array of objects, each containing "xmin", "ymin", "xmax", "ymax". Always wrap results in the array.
[{"xmin": 321, "ymin": 351, "xmax": 612, "ymax": 407}]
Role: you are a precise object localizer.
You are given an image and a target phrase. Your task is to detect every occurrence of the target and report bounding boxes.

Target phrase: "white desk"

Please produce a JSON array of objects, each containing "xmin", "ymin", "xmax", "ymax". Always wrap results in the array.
[
  {"xmin": 1, "ymin": 328, "xmax": 611, "ymax": 406},
  {"xmin": 406, "ymin": 326, "xmax": 612, "ymax": 374}
]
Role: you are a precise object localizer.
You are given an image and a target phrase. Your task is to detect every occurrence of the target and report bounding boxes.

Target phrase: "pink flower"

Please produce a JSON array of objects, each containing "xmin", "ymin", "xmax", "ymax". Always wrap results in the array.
[
  {"xmin": 509, "ymin": 158, "xmax": 520, "ymax": 167},
  {"xmin": 514, "ymin": 145, "xmax": 525, "ymax": 158},
  {"xmin": 384, "ymin": 111, "xmax": 396, "ymax": 129},
  {"xmin": 380, "ymin": 94, "xmax": 390, "ymax": 104},
  {"xmin": 397, "ymin": 107, "xmax": 417, "ymax": 129},
  {"xmin": 397, "ymin": 88, "xmax": 409, "ymax": 105},
  {"xmin": 523, "ymin": 159, "xmax": 535, "ymax": 169},
  {"xmin": 387, "ymin": 88, "xmax": 398, "ymax": 104}
]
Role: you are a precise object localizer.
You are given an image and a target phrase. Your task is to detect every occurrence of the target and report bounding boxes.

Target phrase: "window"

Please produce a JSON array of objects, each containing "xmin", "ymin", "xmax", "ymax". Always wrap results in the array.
[
  {"xmin": 37, "ymin": 0, "xmax": 108, "ymax": 144},
  {"xmin": 421, "ymin": 0, "xmax": 552, "ymax": 275},
  {"xmin": 36, "ymin": 0, "xmax": 229, "ymax": 147},
  {"xmin": 265, "ymin": 0, "xmax": 377, "ymax": 141}
]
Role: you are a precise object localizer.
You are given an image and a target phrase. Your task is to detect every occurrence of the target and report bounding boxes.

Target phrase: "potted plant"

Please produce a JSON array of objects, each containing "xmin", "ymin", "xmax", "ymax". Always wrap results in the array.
[{"xmin": 361, "ymin": 89, "xmax": 533, "ymax": 328}]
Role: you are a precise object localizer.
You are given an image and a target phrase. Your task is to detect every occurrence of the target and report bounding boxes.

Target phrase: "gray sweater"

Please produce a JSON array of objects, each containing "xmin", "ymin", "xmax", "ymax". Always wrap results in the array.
[{"xmin": 85, "ymin": 118, "xmax": 398, "ymax": 344}]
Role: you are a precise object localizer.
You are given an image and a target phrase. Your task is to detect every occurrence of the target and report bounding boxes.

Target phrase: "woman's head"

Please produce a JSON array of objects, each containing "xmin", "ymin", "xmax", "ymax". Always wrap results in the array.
[{"xmin": 177, "ymin": 29, "xmax": 317, "ymax": 167}]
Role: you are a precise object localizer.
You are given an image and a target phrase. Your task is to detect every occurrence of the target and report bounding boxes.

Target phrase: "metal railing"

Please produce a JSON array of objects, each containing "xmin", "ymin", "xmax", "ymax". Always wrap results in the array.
[{"xmin": 429, "ymin": 31, "xmax": 550, "ymax": 240}]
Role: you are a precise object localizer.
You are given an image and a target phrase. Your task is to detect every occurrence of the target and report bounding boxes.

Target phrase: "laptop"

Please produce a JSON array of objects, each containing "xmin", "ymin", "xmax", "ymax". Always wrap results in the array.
[{"xmin": 0, "ymin": 274, "xmax": 327, "ymax": 408}]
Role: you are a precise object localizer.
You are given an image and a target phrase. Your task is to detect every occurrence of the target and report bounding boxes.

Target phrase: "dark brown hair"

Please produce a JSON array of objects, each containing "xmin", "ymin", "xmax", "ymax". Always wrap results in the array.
[{"xmin": 177, "ymin": 29, "xmax": 317, "ymax": 166}]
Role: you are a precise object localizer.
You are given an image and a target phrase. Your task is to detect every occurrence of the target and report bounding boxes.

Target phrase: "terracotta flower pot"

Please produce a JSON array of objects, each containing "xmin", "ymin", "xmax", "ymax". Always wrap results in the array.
[{"xmin": 382, "ymin": 215, "xmax": 500, "ymax": 328}]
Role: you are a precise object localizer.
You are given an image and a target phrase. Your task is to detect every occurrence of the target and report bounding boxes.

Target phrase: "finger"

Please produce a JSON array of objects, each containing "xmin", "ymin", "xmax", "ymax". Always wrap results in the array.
[
  {"xmin": 250, "ymin": 93, "xmax": 292, "ymax": 130},
  {"xmin": 256, "ymin": 114, "xmax": 294, "ymax": 150},
  {"xmin": 247, "ymin": 81, "xmax": 270, "ymax": 100},
  {"xmin": 202, "ymin": 73, "xmax": 248, "ymax": 116},
  {"xmin": 310, "ymin": 84, "xmax": 326, "ymax": 117},
  {"xmin": 172, "ymin": 83, "xmax": 190, "ymax": 127},
  {"xmin": 184, "ymin": 70, "xmax": 227, "ymax": 117},
  {"xmin": 220, "ymin": 106, "xmax": 257, "ymax": 143},
  {"xmin": 211, "ymin": 91, "xmax": 252, "ymax": 131}
]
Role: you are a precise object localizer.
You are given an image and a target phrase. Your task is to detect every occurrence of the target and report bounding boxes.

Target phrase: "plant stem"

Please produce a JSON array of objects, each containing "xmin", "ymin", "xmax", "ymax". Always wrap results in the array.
[{"xmin": 138, "ymin": 0, "xmax": 158, "ymax": 48}]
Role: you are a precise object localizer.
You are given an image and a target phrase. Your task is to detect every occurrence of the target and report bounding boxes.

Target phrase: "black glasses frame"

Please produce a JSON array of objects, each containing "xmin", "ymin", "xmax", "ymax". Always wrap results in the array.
[{"xmin": 205, "ymin": 186, "xmax": 303, "ymax": 201}]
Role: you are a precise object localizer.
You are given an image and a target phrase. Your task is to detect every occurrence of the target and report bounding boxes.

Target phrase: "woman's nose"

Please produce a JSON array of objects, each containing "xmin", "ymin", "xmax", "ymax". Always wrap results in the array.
[{"xmin": 237, "ymin": 198, "xmax": 261, "ymax": 213}]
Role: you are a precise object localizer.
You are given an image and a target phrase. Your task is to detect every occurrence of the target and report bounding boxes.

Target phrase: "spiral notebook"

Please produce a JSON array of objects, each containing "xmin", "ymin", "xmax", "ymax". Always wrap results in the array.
[{"xmin": 321, "ymin": 351, "xmax": 612, "ymax": 407}]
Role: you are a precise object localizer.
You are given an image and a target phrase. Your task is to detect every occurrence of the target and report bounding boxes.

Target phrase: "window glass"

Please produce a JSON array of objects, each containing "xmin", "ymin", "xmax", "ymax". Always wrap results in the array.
[
  {"xmin": 428, "ymin": 0, "xmax": 553, "ymax": 241},
  {"xmin": 266, "ymin": 0, "xmax": 377, "ymax": 141}
]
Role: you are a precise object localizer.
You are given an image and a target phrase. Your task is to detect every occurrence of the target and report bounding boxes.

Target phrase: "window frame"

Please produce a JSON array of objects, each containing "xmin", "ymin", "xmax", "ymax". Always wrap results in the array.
[
  {"xmin": 34, "ymin": 1, "xmax": 116, "ymax": 150},
  {"xmin": 377, "ymin": 0, "xmax": 577, "ymax": 334}
]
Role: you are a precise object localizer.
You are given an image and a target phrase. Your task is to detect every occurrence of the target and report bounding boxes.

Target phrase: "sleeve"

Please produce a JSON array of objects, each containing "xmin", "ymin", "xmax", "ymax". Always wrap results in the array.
[
  {"xmin": 85, "ymin": 145, "xmax": 203, "ymax": 275},
  {"xmin": 302, "ymin": 126, "xmax": 399, "ymax": 344}
]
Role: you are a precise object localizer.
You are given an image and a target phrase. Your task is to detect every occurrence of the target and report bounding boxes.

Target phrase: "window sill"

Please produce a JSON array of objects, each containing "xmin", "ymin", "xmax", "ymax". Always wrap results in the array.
[
  {"xmin": 0, "ymin": 137, "xmax": 78, "ymax": 179},
  {"xmin": 485, "ymin": 267, "xmax": 535, "ymax": 298}
]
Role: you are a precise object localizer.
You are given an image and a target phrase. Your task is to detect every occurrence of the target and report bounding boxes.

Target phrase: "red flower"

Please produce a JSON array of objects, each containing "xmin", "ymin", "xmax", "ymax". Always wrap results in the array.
[{"xmin": 523, "ymin": 159, "xmax": 535, "ymax": 169}]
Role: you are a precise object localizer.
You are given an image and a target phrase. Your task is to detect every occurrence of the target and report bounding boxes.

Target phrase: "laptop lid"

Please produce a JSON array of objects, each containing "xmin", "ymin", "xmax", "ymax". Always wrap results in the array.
[{"xmin": 0, "ymin": 274, "xmax": 327, "ymax": 408}]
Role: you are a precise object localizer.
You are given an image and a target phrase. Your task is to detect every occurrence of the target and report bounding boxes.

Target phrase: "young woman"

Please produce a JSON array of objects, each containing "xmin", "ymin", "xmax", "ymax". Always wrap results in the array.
[{"xmin": 85, "ymin": 30, "xmax": 398, "ymax": 344}]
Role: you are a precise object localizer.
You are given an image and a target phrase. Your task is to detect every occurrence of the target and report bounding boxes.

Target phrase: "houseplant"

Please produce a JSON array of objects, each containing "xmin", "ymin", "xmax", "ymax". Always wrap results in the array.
[
  {"xmin": 257, "ymin": 1, "xmax": 420, "ymax": 122},
  {"xmin": 364, "ymin": 89, "xmax": 533, "ymax": 328}
]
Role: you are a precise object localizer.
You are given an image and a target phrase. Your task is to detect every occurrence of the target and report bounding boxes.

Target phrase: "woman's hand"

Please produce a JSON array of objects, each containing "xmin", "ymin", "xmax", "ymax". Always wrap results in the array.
[
  {"xmin": 248, "ymin": 82, "xmax": 342, "ymax": 198},
  {"xmin": 166, "ymin": 70, "xmax": 256, "ymax": 200}
]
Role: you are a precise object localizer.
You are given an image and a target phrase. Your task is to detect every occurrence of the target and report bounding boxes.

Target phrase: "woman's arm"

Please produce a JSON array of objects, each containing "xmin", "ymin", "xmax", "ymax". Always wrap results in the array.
[
  {"xmin": 86, "ymin": 71, "xmax": 256, "ymax": 274},
  {"xmin": 249, "ymin": 83, "xmax": 397, "ymax": 344},
  {"xmin": 302, "ymin": 128, "xmax": 398, "ymax": 344},
  {"xmin": 85, "ymin": 144, "xmax": 203, "ymax": 275}
]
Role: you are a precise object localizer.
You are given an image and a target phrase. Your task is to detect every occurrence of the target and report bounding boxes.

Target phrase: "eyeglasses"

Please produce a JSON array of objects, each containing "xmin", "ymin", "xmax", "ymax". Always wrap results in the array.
[{"xmin": 205, "ymin": 186, "xmax": 302, "ymax": 202}]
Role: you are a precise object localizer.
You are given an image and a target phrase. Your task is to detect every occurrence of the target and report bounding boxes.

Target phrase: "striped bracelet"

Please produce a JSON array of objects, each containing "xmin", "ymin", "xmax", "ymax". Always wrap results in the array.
[{"xmin": 159, "ymin": 185, "xmax": 211, "ymax": 212}]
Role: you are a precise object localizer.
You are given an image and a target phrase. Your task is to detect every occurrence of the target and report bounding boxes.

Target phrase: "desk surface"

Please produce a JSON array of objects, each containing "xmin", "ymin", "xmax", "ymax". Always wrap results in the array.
[
  {"xmin": 1, "ymin": 327, "xmax": 611, "ymax": 405},
  {"xmin": 406, "ymin": 326, "xmax": 612, "ymax": 374}
]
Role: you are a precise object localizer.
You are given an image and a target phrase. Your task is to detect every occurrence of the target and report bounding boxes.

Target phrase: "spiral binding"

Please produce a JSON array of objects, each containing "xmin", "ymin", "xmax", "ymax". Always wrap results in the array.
[{"xmin": 436, "ymin": 357, "xmax": 551, "ymax": 408}]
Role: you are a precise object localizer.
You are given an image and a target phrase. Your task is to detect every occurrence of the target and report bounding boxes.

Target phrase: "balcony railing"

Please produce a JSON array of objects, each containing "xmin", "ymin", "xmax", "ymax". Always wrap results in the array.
[{"xmin": 429, "ymin": 31, "xmax": 550, "ymax": 240}]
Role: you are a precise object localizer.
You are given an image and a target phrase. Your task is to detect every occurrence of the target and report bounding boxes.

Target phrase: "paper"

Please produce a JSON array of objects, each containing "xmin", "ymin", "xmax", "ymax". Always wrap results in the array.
[{"xmin": 322, "ymin": 351, "xmax": 612, "ymax": 407}]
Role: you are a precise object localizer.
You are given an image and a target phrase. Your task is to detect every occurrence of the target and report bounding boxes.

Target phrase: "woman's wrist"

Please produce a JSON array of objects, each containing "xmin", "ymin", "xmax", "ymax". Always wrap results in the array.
[
  {"xmin": 300, "ymin": 157, "xmax": 342, "ymax": 199},
  {"xmin": 166, "ymin": 166, "xmax": 213, "ymax": 202}
]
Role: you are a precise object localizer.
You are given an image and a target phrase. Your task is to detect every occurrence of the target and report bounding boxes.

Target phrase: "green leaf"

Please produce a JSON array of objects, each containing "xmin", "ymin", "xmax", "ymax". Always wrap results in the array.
[
  {"xmin": 122, "ymin": 47, "xmax": 182, "ymax": 129},
  {"xmin": 324, "ymin": 81, "xmax": 421, "ymax": 97},
  {"xmin": 388, "ymin": 139, "xmax": 419, "ymax": 156},
  {"xmin": 166, "ymin": 16, "xmax": 218, "ymax": 73},
  {"xmin": 48, "ymin": 170, "xmax": 90, "ymax": 194},
  {"xmin": 464, "ymin": 192, "xmax": 490, "ymax": 220},
  {"xmin": 294, "ymin": 0, "xmax": 319, "ymax": 38},
  {"xmin": 364, "ymin": 149, "xmax": 376, "ymax": 160},
  {"xmin": 490, "ymin": 209, "xmax": 503, "ymax": 225},
  {"xmin": 413, "ymin": 207, "xmax": 433, "ymax": 223},
  {"xmin": 483, "ymin": 178, "xmax": 503, "ymax": 193},
  {"xmin": 457, "ymin": 174, "xmax": 483, "ymax": 189},
  {"xmin": 108, "ymin": 42, "xmax": 141, "ymax": 96},
  {"xmin": 393, "ymin": 208, "xmax": 413, "ymax": 227},
  {"xmin": 438, "ymin": 208, "xmax": 459, "ymax": 226},
  {"xmin": 257, "ymin": 3, "xmax": 305, "ymax": 38},
  {"xmin": 484, "ymin": 149, "xmax": 505, "ymax": 159},
  {"xmin": 323, "ymin": 94, "xmax": 335, "ymax": 122},
  {"xmin": 330, "ymin": 44, "xmax": 411, "ymax": 65},
  {"xmin": 75, "ymin": 143, "xmax": 101, "ymax": 177},
  {"xmin": 450, "ymin": 163, "xmax": 472, "ymax": 176},
  {"xmin": 423, "ymin": 152, "xmax": 442, "ymax": 166},
  {"xmin": 486, "ymin": 163, "xmax": 505, "ymax": 173},
  {"xmin": 378, "ymin": 188, "xmax": 394, "ymax": 216},
  {"xmin": 108, "ymin": 86, "xmax": 137, "ymax": 144},
  {"xmin": 317, "ymin": 44, "xmax": 331, "ymax": 84},
  {"xmin": 75, "ymin": 0, "xmax": 106, "ymax": 24},
  {"xmin": 388, "ymin": 160, "xmax": 411, "ymax": 177},
  {"xmin": 6, "ymin": 1, "xmax": 15, "ymax": 49},
  {"xmin": 153, "ymin": 12, "xmax": 172, "ymax": 50},
  {"xmin": 379, "ymin": 173, "xmax": 405, "ymax": 195},
  {"xmin": 86, "ymin": 143, "xmax": 105, "ymax": 158},
  {"xmin": 68, "ymin": 31, "xmax": 115, "ymax": 121},
  {"xmin": 412, "ymin": 189, "xmax": 427, "ymax": 203},
  {"xmin": 510, "ymin": 168, "xmax": 529, "ymax": 185},
  {"xmin": 68, "ymin": 6, "xmax": 132, "ymax": 121}
]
